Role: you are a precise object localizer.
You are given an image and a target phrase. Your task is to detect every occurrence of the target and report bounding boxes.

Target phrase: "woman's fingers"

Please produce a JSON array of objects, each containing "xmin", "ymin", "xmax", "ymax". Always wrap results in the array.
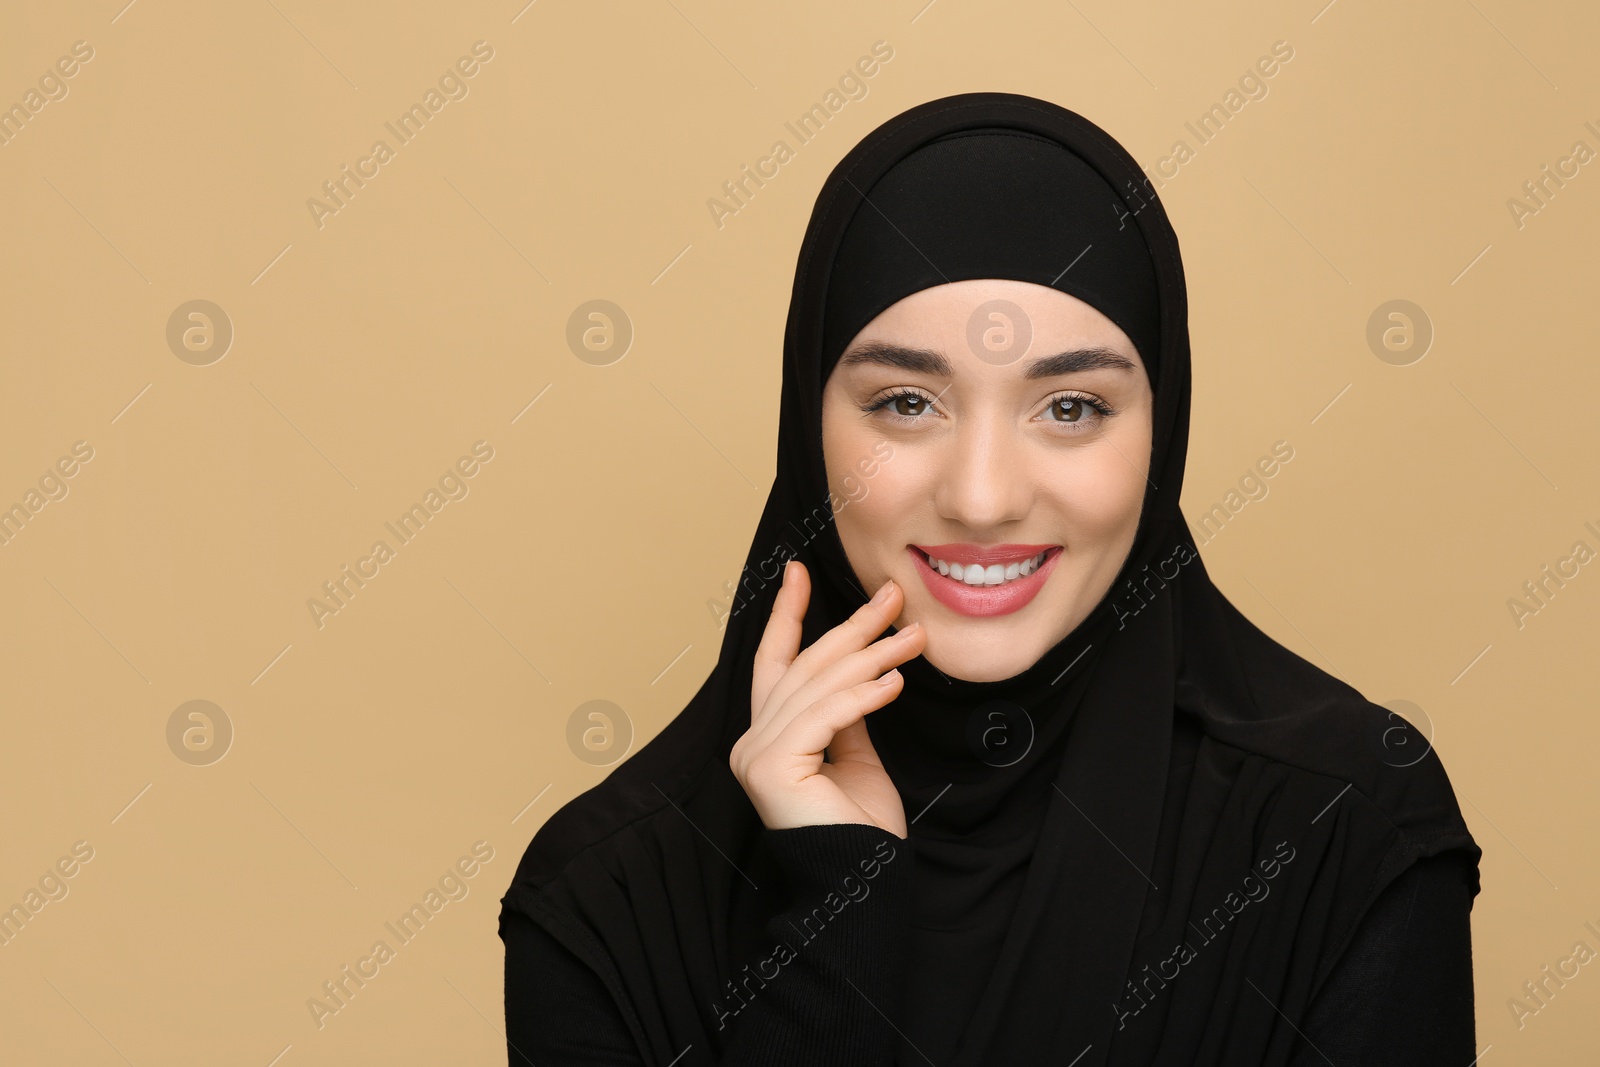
[
  {"xmin": 755, "ymin": 577, "xmax": 905, "ymax": 730},
  {"xmin": 750, "ymin": 561, "xmax": 808, "ymax": 721},
  {"xmin": 747, "ymin": 621, "xmax": 925, "ymax": 753},
  {"xmin": 824, "ymin": 673, "xmax": 901, "ymax": 765},
  {"xmin": 767, "ymin": 671, "xmax": 904, "ymax": 774},
  {"xmin": 732, "ymin": 569, "xmax": 914, "ymax": 836}
]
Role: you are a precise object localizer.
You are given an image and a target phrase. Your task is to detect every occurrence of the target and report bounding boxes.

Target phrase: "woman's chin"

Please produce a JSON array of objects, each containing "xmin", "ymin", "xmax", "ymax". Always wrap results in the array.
[{"xmin": 917, "ymin": 630, "xmax": 1047, "ymax": 684}]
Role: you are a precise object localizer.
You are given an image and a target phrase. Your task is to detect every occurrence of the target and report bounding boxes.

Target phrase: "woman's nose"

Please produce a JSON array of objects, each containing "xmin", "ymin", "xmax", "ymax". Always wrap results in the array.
[{"xmin": 932, "ymin": 419, "xmax": 1034, "ymax": 532}]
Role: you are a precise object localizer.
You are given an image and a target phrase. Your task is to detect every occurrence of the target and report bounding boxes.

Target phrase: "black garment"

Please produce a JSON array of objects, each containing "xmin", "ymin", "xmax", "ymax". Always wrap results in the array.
[
  {"xmin": 1299, "ymin": 848, "xmax": 1477, "ymax": 1065},
  {"xmin": 499, "ymin": 91, "xmax": 1481, "ymax": 1066},
  {"xmin": 499, "ymin": 824, "xmax": 1477, "ymax": 1065}
]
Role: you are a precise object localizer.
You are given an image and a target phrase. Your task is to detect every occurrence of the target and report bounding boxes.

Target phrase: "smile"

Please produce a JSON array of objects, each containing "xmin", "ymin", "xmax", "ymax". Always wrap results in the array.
[
  {"xmin": 906, "ymin": 543, "xmax": 1064, "ymax": 618},
  {"xmin": 924, "ymin": 549, "xmax": 1049, "ymax": 586}
]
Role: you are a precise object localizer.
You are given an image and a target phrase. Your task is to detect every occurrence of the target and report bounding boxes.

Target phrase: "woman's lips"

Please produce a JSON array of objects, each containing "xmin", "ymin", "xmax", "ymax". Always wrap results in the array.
[{"xmin": 906, "ymin": 544, "xmax": 1064, "ymax": 618}]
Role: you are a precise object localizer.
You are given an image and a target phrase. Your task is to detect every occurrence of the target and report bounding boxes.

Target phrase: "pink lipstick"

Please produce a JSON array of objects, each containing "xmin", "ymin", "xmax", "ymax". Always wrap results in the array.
[{"xmin": 907, "ymin": 543, "xmax": 1063, "ymax": 617}]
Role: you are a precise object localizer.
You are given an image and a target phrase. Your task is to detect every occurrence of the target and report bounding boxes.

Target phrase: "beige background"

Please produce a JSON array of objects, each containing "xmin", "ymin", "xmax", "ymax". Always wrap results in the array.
[{"xmin": 1, "ymin": 0, "xmax": 1595, "ymax": 1063}]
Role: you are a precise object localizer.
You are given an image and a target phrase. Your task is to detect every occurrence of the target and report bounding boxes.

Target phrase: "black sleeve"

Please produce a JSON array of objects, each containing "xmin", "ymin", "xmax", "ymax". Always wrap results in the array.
[
  {"xmin": 1289, "ymin": 850, "xmax": 1477, "ymax": 1066},
  {"xmin": 500, "ymin": 905, "xmax": 639, "ymax": 1066},
  {"xmin": 500, "ymin": 821, "xmax": 915, "ymax": 1066}
]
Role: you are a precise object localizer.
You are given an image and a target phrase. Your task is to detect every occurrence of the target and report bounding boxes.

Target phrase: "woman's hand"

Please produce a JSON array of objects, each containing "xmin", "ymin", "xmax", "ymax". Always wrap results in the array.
[{"xmin": 730, "ymin": 560, "xmax": 927, "ymax": 839}]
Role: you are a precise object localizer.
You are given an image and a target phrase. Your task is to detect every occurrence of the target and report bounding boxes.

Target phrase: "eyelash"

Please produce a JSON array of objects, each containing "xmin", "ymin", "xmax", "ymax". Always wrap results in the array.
[{"xmin": 862, "ymin": 388, "xmax": 1117, "ymax": 430}]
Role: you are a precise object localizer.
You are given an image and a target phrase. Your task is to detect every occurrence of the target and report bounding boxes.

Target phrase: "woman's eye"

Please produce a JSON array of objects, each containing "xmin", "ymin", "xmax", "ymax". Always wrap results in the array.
[
  {"xmin": 869, "ymin": 391, "xmax": 934, "ymax": 419},
  {"xmin": 1044, "ymin": 396, "xmax": 1096, "ymax": 423}
]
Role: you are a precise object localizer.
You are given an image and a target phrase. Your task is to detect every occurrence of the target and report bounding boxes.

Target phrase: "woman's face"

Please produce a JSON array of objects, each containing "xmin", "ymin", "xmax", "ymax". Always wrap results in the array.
[{"xmin": 821, "ymin": 278, "xmax": 1154, "ymax": 683}]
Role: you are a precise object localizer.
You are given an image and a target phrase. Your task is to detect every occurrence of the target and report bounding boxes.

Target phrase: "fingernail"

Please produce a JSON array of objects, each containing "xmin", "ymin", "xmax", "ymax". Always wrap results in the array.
[
  {"xmin": 870, "ymin": 579, "xmax": 895, "ymax": 606},
  {"xmin": 899, "ymin": 622, "xmax": 922, "ymax": 638},
  {"xmin": 878, "ymin": 669, "xmax": 902, "ymax": 686}
]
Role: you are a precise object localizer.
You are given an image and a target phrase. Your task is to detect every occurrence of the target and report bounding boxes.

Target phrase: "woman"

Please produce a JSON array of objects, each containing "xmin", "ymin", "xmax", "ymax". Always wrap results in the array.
[{"xmin": 499, "ymin": 92, "xmax": 1480, "ymax": 1065}]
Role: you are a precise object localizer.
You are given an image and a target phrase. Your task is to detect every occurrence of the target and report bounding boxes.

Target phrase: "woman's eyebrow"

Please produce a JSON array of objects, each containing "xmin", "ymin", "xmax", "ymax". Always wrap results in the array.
[
  {"xmin": 837, "ymin": 341, "xmax": 952, "ymax": 376},
  {"xmin": 837, "ymin": 341, "xmax": 1136, "ymax": 379},
  {"xmin": 1022, "ymin": 347, "xmax": 1138, "ymax": 378}
]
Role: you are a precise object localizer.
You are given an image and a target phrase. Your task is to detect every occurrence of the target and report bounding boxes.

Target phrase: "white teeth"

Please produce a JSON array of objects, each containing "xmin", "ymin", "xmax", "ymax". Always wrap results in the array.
[{"xmin": 925, "ymin": 550, "xmax": 1049, "ymax": 587}]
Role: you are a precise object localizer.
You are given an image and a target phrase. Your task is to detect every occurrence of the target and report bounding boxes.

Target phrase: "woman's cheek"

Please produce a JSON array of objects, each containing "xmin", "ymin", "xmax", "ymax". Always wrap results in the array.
[
  {"xmin": 1070, "ymin": 443, "xmax": 1146, "ymax": 532},
  {"xmin": 833, "ymin": 445, "xmax": 919, "ymax": 565},
  {"xmin": 854, "ymin": 442, "xmax": 928, "ymax": 521},
  {"xmin": 835, "ymin": 469, "xmax": 892, "ymax": 540}
]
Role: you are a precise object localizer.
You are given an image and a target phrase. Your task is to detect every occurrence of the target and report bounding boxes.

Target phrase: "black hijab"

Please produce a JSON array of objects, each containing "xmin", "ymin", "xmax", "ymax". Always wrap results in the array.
[{"xmin": 501, "ymin": 92, "xmax": 1480, "ymax": 1065}]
